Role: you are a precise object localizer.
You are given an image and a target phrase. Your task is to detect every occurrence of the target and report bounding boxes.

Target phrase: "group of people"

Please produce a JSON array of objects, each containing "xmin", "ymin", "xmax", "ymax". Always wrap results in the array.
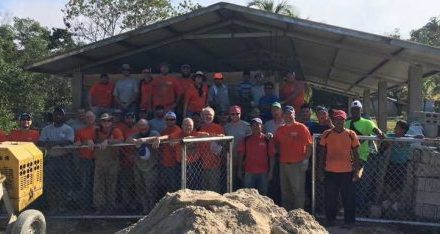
[{"xmin": 0, "ymin": 63, "xmax": 418, "ymax": 226}]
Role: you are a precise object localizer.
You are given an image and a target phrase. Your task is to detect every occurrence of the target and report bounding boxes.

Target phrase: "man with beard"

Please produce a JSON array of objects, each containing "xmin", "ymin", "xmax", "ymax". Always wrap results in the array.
[{"xmin": 8, "ymin": 113, "xmax": 39, "ymax": 142}]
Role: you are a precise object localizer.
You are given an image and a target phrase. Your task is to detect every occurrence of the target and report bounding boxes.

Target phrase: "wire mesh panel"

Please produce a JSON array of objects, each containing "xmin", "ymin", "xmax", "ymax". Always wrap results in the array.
[
  {"xmin": 25, "ymin": 137, "xmax": 233, "ymax": 217},
  {"xmin": 312, "ymin": 135, "xmax": 440, "ymax": 224}
]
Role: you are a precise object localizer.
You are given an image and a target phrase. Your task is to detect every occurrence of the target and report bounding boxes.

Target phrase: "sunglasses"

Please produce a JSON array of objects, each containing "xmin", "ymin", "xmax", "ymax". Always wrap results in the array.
[
  {"xmin": 165, "ymin": 119, "xmax": 176, "ymax": 121},
  {"xmin": 230, "ymin": 113, "xmax": 240, "ymax": 116}
]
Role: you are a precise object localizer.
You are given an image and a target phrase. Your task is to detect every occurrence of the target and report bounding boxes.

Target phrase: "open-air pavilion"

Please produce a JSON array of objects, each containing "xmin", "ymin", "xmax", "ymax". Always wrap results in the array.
[{"xmin": 26, "ymin": 2, "xmax": 440, "ymax": 130}]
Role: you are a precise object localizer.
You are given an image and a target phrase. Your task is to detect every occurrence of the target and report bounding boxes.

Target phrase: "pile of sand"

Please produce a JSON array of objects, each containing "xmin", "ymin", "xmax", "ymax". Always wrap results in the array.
[{"xmin": 117, "ymin": 189, "xmax": 327, "ymax": 234}]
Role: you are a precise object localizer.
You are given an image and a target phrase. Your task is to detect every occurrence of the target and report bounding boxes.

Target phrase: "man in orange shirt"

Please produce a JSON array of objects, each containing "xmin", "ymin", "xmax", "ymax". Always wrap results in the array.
[
  {"xmin": 8, "ymin": 113, "xmax": 39, "ymax": 143},
  {"xmin": 274, "ymin": 105, "xmax": 312, "ymax": 210},
  {"xmin": 74, "ymin": 111, "xmax": 97, "ymax": 209},
  {"xmin": 92, "ymin": 113, "xmax": 124, "ymax": 213},
  {"xmin": 151, "ymin": 62, "xmax": 182, "ymax": 112},
  {"xmin": 280, "ymin": 71, "xmax": 306, "ymax": 114},
  {"xmin": 237, "ymin": 118, "xmax": 275, "ymax": 195},
  {"xmin": 319, "ymin": 110, "xmax": 361, "ymax": 226},
  {"xmin": 89, "ymin": 73, "xmax": 114, "ymax": 116},
  {"xmin": 183, "ymin": 71, "xmax": 208, "ymax": 117},
  {"xmin": 139, "ymin": 67, "xmax": 154, "ymax": 116},
  {"xmin": 199, "ymin": 107, "xmax": 225, "ymax": 192}
]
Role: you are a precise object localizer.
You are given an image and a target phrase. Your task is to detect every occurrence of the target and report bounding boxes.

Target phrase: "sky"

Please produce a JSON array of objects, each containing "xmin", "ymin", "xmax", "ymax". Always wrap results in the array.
[{"xmin": 0, "ymin": 0, "xmax": 439, "ymax": 39}]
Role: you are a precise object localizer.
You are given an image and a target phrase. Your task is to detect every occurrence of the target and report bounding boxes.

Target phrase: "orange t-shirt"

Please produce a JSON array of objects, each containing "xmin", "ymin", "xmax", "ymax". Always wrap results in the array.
[
  {"xmin": 0, "ymin": 130, "xmax": 7, "ymax": 142},
  {"xmin": 199, "ymin": 123, "xmax": 224, "ymax": 169},
  {"xmin": 274, "ymin": 122, "xmax": 312, "ymax": 163},
  {"xmin": 152, "ymin": 75, "xmax": 182, "ymax": 110},
  {"xmin": 140, "ymin": 80, "xmax": 154, "ymax": 111},
  {"xmin": 75, "ymin": 125, "xmax": 97, "ymax": 159},
  {"xmin": 319, "ymin": 129, "xmax": 360, "ymax": 173},
  {"xmin": 89, "ymin": 82, "xmax": 114, "ymax": 108},
  {"xmin": 96, "ymin": 127, "xmax": 124, "ymax": 142},
  {"xmin": 161, "ymin": 125, "xmax": 182, "ymax": 167},
  {"xmin": 171, "ymin": 131, "xmax": 209, "ymax": 163},
  {"xmin": 180, "ymin": 78, "xmax": 194, "ymax": 95},
  {"xmin": 120, "ymin": 125, "xmax": 139, "ymax": 169},
  {"xmin": 8, "ymin": 129, "xmax": 39, "ymax": 143},
  {"xmin": 185, "ymin": 84, "xmax": 208, "ymax": 113},
  {"xmin": 237, "ymin": 134, "xmax": 276, "ymax": 173},
  {"xmin": 280, "ymin": 81, "xmax": 305, "ymax": 113}
]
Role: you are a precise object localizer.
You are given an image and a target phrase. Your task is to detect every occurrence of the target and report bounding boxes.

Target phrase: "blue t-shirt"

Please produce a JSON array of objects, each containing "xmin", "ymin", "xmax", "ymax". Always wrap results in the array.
[
  {"xmin": 258, "ymin": 95, "xmax": 279, "ymax": 122},
  {"xmin": 305, "ymin": 121, "xmax": 331, "ymax": 135}
]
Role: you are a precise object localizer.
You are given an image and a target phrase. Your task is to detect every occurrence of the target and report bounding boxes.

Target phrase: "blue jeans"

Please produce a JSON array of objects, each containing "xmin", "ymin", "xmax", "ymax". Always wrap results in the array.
[{"xmin": 244, "ymin": 172, "xmax": 268, "ymax": 195}]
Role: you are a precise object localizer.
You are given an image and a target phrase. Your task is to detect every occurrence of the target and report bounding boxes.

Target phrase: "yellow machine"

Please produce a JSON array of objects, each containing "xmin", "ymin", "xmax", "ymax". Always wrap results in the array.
[{"xmin": 0, "ymin": 142, "xmax": 46, "ymax": 234}]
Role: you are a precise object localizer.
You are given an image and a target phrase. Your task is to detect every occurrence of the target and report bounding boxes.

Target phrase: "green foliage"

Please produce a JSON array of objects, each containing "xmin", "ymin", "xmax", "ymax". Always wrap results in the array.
[
  {"xmin": 247, "ymin": 0, "xmax": 299, "ymax": 17},
  {"xmin": 0, "ymin": 18, "xmax": 73, "ymax": 130}
]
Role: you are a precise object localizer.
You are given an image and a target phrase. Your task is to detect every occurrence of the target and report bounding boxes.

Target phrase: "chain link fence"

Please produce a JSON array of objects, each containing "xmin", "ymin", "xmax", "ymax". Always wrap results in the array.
[
  {"xmin": 23, "ymin": 136, "xmax": 233, "ymax": 217},
  {"xmin": 312, "ymin": 135, "xmax": 440, "ymax": 225}
]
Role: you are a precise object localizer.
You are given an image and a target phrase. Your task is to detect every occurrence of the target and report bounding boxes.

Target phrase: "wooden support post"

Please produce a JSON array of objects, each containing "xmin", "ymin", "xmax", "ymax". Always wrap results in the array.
[
  {"xmin": 71, "ymin": 72, "xmax": 83, "ymax": 111},
  {"xmin": 378, "ymin": 80, "xmax": 387, "ymax": 132},
  {"xmin": 363, "ymin": 88, "xmax": 371, "ymax": 117},
  {"xmin": 408, "ymin": 64, "xmax": 423, "ymax": 122}
]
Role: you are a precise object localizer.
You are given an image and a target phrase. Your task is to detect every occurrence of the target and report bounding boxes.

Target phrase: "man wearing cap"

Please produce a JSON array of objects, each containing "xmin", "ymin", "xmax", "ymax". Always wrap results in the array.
[
  {"xmin": 151, "ymin": 62, "xmax": 182, "ymax": 112},
  {"xmin": 149, "ymin": 105, "xmax": 166, "ymax": 133},
  {"xmin": 139, "ymin": 67, "xmax": 154, "ymax": 116},
  {"xmin": 345, "ymin": 100, "xmax": 385, "ymax": 211},
  {"xmin": 128, "ymin": 119, "xmax": 160, "ymax": 213},
  {"xmin": 208, "ymin": 72, "xmax": 230, "ymax": 114},
  {"xmin": 183, "ymin": 71, "xmax": 208, "ymax": 117},
  {"xmin": 92, "ymin": 113, "xmax": 124, "ymax": 214},
  {"xmin": 114, "ymin": 64, "xmax": 139, "ymax": 114},
  {"xmin": 8, "ymin": 113, "xmax": 39, "ymax": 143},
  {"xmin": 273, "ymin": 105, "xmax": 312, "ymax": 210},
  {"xmin": 73, "ymin": 111, "xmax": 97, "ymax": 209},
  {"xmin": 280, "ymin": 71, "xmax": 306, "ymax": 114},
  {"xmin": 259, "ymin": 82, "xmax": 279, "ymax": 122},
  {"xmin": 38, "ymin": 107, "xmax": 75, "ymax": 213},
  {"xmin": 67, "ymin": 108, "xmax": 87, "ymax": 133},
  {"xmin": 158, "ymin": 112, "xmax": 182, "ymax": 195},
  {"xmin": 237, "ymin": 117, "xmax": 275, "ymax": 195},
  {"xmin": 319, "ymin": 110, "xmax": 361, "ymax": 226},
  {"xmin": 264, "ymin": 101, "xmax": 285, "ymax": 205},
  {"xmin": 224, "ymin": 105, "xmax": 251, "ymax": 189},
  {"xmin": 251, "ymin": 71, "xmax": 266, "ymax": 108},
  {"xmin": 89, "ymin": 73, "xmax": 114, "ymax": 116}
]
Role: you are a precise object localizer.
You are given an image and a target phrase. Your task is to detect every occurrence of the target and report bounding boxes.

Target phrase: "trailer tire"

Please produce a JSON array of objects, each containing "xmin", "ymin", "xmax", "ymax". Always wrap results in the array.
[{"xmin": 12, "ymin": 209, "xmax": 46, "ymax": 234}]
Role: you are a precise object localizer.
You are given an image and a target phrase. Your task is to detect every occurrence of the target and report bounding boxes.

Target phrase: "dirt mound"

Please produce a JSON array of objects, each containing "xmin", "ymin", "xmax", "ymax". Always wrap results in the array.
[{"xmin": 117, "ymin": 189, "xmax": 327, "ymax": 234}]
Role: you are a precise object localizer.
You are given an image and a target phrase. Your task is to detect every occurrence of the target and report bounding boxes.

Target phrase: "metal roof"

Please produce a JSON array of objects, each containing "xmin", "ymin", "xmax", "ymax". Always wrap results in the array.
[{"xmin": 26, "ymin": 2, "xmax": 440, "ymax": 96}]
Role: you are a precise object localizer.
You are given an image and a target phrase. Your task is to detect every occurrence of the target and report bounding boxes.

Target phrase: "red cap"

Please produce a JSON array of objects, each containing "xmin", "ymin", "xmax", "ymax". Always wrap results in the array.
[
  {"xmin": 229, "ymin": 105, "xmax": 241, "ymax": 114},
  {"xmin": 333, "ymin": 110, "xmax": 347, "ymax": 120},
  {"xmin": 213, "ymin": 72, "xmax": 223, "ymax": 79}
]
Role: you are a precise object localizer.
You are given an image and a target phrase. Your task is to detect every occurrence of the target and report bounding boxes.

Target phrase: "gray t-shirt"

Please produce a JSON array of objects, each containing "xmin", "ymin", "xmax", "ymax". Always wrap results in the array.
[
  {"xmin": 264, "ymin": 119, "xmax": 285, "ymax": 134},
  {"xmin": 208, "ymin": 84, "xmax": 230, "ymax": 112},
  {"xmin": 113, "ymin": 77, "xmax": 139, "ymax": 104},
  {"xmin": 39, "ymin": 123, "xmax": 75, "ymax": 156},
  {"xmin": 149, "ymin": 118, "xmax": 166, "ymax": 134},
  {"xmin": 225, "ymin": 120, "xmax": 251, "ymax": 147}
]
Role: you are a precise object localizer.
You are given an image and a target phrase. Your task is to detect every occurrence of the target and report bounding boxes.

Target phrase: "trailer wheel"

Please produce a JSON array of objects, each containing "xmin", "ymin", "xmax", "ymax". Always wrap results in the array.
[{"xmin": 12, "ymin": 209, "xmax": 46, "ymax": 234}]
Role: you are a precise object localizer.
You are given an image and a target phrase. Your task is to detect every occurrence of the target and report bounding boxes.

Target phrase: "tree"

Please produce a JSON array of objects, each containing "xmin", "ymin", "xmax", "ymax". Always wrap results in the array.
[
  {"xmin": 247, "ymin": 0, "xmax": 299, "ymax": 17},
  {"xmin": 0, "ymin": 17, "xmax": 73, "ymax": 130},
  {"xmin": 410, "ymin": 17, "xmax": 440, "ymax": 107},
  {"xmin": 63, "ymin": 0, "xmax": 174, "ymax": 42},
  {"xmin": 174, "ymin": 0, "xmax": 203, "ymax": 16}
]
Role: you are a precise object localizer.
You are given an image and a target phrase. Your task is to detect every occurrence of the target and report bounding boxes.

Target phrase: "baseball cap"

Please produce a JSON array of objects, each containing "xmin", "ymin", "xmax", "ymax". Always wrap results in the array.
[
  {"xmin": 333, "ymin": 110, "xmax": 347, "ymax": 120},
  {"xmin": 165, "ymin": 111, "xmax": 177, "ymax": 119},
  {"xmin": 351, "ymin": 100, "xmax": 363, "ymax": 109},
  {"xmin": 264, "ymin": 82, "xmax": 274, "ymax": 89},
  {"xmin": 213, "ymin": 73, "xmax": 223, "ymax": 79},
  {"xmin": 251, "ymin": 117, "xmax": 263, "ymax": 125},
  {"xmin": 125, "ymin": 112, "xmax": 135, "ymax": 118},
  {"xmin": 142, "ymin": 68, "xmax": 152, "ymax": 73},
  {"xmin": 100, "ymin": 113, "xmax": 113, "ymax": 120},
  {"xmin": 283, "ymin": 105, "xmax": 295, "ymax": 114},
  {"xmin": 229, "ymin": 105, "xmax": 241, "ymax": 114},
  {"xmin": 272, "ymin": 102, "xmax": 282, "ymax": 109},
  {"xmin": 19, "ymin": 113, "xmax": 31, "ymax": 121},
  {"xmin": 181, "ymin": 64, "xmax": 191, "ymax": 69},
  {"xmin": 194, "ymin": 71, "xmax": 204, "ymax": 76},
  {"xmin": 53, "ymin": 107, "xmax": 65, "ymax": 115},
  {"xmin": 315, "ymin": 105, "xmax": 328, "ymax": 113},
  {"xmin": 121, "ymin": 64, "xmax": 131, "ymax": 71}
]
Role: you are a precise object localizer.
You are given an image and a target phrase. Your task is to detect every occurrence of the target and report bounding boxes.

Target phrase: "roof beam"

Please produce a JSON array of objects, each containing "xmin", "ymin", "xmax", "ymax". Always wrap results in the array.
[
  {"xmin": 325, "ymin": 36, "xmax": 345, "ymax": 84},
  {"xmin": 183, "ymin": 32, "xmax": 273, "ymax": 39},
  {"xmin": 232, "ymin": 19, "xmax": 440, "ymax": 71}
]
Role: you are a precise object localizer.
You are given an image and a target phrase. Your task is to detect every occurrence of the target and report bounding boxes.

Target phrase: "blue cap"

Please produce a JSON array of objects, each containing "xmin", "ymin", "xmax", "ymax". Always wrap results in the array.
[
  {"xmin": 165, "ymin": 111, "xmax": 177, "ymax": 119},
  {"xmin": 283, "ymin": 105, "xmax": 295, "ymax": 114},
  {"xmin": 19, "ymin": 113, "xmax": 31, "ymax": 121}
]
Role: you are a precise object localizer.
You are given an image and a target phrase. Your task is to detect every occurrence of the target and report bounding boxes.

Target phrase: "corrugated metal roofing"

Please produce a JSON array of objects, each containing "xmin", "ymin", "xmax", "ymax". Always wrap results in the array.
[{"xmin": 25, "ymin": 2, "xmax": 440, "ymax": 96}]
